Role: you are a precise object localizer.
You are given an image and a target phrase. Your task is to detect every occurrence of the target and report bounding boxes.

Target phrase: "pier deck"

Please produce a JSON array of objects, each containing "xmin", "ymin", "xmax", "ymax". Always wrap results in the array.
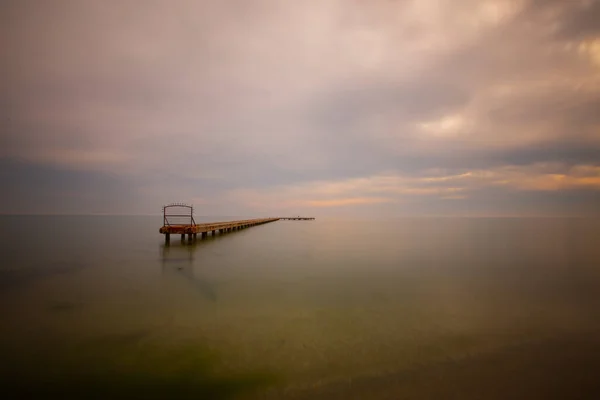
[
  {"xmin": 160, "ymin": 204, "xmax": 313, "ymax": 243},
  {"xmin": 160, "ymin": 217, "xmax": 279, "ymax": 236}
]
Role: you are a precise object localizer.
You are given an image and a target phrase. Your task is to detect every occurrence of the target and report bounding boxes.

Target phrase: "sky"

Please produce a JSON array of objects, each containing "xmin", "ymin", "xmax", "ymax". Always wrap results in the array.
[{"xmin": 1, "ymin": 0, "xmax": 599, "ymax": 217}]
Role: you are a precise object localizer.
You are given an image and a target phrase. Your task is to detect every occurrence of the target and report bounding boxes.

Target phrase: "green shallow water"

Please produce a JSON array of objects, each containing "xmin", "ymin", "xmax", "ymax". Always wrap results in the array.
[{"xmin": 1, "ymin": 216, "xmax": 599, "ymax": 398}]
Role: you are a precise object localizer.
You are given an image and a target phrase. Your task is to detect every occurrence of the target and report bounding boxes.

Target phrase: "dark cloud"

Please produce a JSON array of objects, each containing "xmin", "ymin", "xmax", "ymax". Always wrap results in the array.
[
  {"xmin": 559, "ymin": 2, "xmax": 600, "ymax": 40},
  {"xmin": 526, "ymin": 0, "xmax": 600, "ymax": 41},
  {"xmin": 487, "ymin": 92, "xmax": 600, "ymax": 128},
  {"xmin": 0, "ymin": 159, "xmax": 137, "ymax": 214},
  {"xmin": 488, "ymin": 142, "xmax": 600, "ymax": 167}
]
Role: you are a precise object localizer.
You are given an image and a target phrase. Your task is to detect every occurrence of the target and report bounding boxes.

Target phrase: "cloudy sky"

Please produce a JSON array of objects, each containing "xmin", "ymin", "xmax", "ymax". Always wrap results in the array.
[{"xmin": 1, "ymin": 0, "xmax": 599, "ymax": 216}]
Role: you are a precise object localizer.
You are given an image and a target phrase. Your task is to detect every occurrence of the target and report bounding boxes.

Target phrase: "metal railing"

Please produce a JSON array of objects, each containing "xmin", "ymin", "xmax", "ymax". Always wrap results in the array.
[{"xmin": 162, "ymin": 203, "xmax": 196, "ymax": 227}]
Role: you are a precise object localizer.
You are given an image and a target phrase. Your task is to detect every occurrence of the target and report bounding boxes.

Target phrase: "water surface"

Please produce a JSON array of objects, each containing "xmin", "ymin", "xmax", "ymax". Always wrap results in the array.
[{"xmin": 1, "ymin": 216, "xmax": 599, "ymax": 398}]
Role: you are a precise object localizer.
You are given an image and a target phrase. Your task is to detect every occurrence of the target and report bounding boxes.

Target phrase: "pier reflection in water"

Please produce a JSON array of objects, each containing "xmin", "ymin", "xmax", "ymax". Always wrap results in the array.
[{"xmin": 160, "ymin": 242, "xmax": 217, "ymax": 303}]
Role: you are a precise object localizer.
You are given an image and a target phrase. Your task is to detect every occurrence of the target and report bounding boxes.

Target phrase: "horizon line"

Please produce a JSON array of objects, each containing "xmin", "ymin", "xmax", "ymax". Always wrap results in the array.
[{"xmin": 0, "ymin": 213, "xmax": 597, "ymax": 218}]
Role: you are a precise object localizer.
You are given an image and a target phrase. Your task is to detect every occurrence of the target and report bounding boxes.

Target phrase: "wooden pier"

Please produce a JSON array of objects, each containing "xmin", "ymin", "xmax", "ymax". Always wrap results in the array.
[{"xmin": 159, "ymin": 204, "xmax": 313, "ymax": 244}]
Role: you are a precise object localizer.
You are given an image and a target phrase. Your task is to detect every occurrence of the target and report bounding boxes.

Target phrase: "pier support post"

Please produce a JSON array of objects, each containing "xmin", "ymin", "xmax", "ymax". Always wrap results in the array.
[
  {"xmin": 202, "ymin": 232, "xmax": 207, "ymax": 239},
  {"xmin": 181, "ymin": 234, "xmax": 185, "ymax": 241},
  {"xmin": 212, "ymin": 230, "xmax": 216, "ymax": 236},
  {"xmin": 165, "ymin": 233, "xmax": 170, "ymax": 244},
  {"xmin": 193, "ymin": 233, "xmax": 197, "ymax": 240},
  {"xmin": 188, "ymin": 233, "xmax": 193, "ymax": 242}
]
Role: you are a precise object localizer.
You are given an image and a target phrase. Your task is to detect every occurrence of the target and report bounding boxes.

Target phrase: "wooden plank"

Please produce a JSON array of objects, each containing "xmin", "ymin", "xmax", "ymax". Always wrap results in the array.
[{"xmin": 159, "ymin": 218, "xmax": 280, "ymax": 234}]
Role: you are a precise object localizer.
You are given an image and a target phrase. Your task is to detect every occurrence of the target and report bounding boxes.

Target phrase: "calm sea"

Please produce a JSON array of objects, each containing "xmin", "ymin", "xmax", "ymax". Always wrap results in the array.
[{"xmin": 1, "ymin": 216, "xmax": 600, "ymax": 399}]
